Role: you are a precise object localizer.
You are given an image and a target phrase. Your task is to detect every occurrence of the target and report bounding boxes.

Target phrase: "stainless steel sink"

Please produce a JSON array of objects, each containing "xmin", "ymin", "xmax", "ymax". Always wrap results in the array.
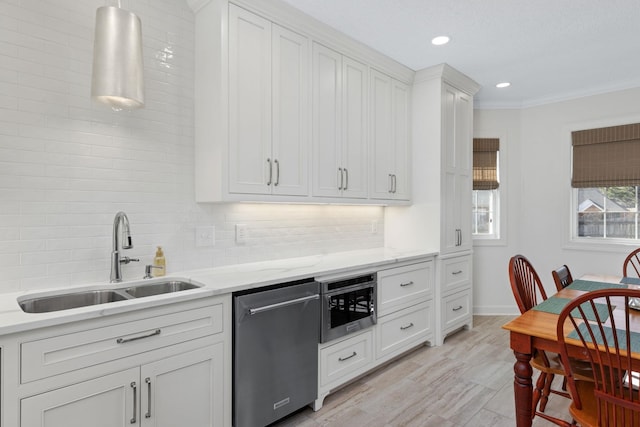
[
  {"xmin": 18, "ymin": 280, "xmax": 201, "ymax": 313},
  {"xmin": 19, "ymin": 290, "xmax": 131, "ymax": 314},
  {"xmin": 124, "ymin": 281, "xmax": 200, "ymax": 298}
]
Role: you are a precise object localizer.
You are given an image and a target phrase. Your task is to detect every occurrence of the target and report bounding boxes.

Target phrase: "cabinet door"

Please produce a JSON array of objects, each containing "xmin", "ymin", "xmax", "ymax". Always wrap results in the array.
[
  {"xmin": 441, "ymin": 84, "xmax": 473, "ymax": 253},
  {"xmin": 228, "ymin": 5, "xmax": 272, "ymax": 195},
  {"xmin": 272, "ymin": 24, "xmax": 309, "ymax": 196},
  {"xmin": 369, "ymin": 69, "xmax": 394, "ymax": 199},
  {"xmin": 341, "ymin": 56, "xmax": 368, "ymax": 199},
  {"xmin": 312, "ymin": 43, "xmax": 342, "ymax": 197},
  {"xmin": 21, "ymin": 368, "xmax": 139, "ymax": 427},
  {"xmin": 141, "ymin": 344, "xmax": 224, "ymax": 427},
  {"xmin": 391, "ymin": 79, "xmax": 410, "ymax": 200}
]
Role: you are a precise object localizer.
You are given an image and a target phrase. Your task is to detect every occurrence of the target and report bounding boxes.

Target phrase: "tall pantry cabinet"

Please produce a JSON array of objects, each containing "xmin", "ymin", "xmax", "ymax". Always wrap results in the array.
[{"xmin": 385, "ymin": 64, "xmax": 480, "ymax": 345}]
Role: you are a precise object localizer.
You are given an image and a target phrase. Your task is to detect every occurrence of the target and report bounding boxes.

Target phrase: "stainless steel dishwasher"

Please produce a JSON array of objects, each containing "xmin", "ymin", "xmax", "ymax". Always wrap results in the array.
[{"xmin": 233, "ymin": 278, "xmax": 319, "ymax": 427}]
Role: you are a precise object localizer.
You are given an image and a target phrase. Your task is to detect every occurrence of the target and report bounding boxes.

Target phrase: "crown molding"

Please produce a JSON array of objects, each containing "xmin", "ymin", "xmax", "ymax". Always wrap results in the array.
[{"xmin": 414, "ymin": 63, "xmax": 480, "ymax": 96}]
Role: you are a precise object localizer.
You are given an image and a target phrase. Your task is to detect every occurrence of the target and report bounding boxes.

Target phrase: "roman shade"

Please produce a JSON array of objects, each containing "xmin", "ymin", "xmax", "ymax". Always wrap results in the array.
[
  {"xmin": 571, "ymin": 123, "xmax": 640, "ymax": 188},
  {"xmin": 473, "ymin": 138, "xmax": 499, "ymax": 190}
]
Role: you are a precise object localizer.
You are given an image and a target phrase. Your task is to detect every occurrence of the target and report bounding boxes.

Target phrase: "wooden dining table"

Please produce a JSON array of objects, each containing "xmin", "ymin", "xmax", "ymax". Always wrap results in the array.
[{"xmin": 502, "ymin": 274, "xmax": 640, "ymax": 427}]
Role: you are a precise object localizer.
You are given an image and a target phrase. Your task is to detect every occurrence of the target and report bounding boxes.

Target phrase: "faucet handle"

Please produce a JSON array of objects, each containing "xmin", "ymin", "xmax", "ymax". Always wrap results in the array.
[
  {"xmin": 120, "ymin": 256, "xmax": 140, "ymax": 265},
  {"xmin": 144, "ymin": 264, "xmax": 162, "ymax": 279}
]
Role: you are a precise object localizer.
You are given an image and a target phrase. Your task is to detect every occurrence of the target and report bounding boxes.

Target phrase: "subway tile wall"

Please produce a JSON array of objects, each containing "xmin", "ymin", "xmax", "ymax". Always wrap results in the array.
[{"xmin": 0, "ymin": 0, "xmax": 384, "ymax": 293}]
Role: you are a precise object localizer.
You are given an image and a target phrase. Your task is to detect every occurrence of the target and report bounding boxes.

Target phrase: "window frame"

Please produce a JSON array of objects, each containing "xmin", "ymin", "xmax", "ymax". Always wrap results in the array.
[
  {"xmin": 472, "ymin": 131, "xmax": 507, "ymax": 247},
  {"xmin": 565, "ymin": 116, "xmax": 640, "ymax": 251}
]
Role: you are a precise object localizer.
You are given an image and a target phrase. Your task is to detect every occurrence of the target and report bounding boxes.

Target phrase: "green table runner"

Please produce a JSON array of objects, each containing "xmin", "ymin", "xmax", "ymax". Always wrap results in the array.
[
  {"xmin": 566, "ymin": 279, "xmax": 626, "ymax": 292},
  {"xmin": 568, "ymin": 323, "xmax": 640, "ymax": 354},
  {"xmin": 533, "ymin": 296, "xmax": 612, "ymax": 321}
]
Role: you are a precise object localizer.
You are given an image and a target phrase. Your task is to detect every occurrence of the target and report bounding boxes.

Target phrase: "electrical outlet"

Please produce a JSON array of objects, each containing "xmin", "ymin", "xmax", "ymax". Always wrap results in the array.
[
  {"xmin": 371, "ymin": 220, "xmax": 378, "ymax": 234},
  {"xmin": 236, "ymin": 224, "xmax": 248, "ymax": 244},
  {"xmin": 195, "ymin": 226, "xmax": 215, "ymax": 247}
]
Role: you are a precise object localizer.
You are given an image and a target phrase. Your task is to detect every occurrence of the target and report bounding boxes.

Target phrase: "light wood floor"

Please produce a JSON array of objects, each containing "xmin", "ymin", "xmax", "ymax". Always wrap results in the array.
[{"xmin": 273, "ymin": 315, "xmax": 571, "ymax": 427}]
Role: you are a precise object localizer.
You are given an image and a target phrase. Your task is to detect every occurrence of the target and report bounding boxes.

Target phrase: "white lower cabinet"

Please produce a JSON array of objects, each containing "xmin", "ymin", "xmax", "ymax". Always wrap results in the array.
[
  {"xmin": 315, "ymin": 258, "xmax": 435, "ymax": 411},
  {"xmin": 437, "ymin": 253, "xmax": 473, "ymax": 344},
  {"xmin": 376, "ymin": 300, "xmax": 432, "ymax": 359},
  {"xmin": 2, "ymin": 296, "xmax": 230, "ymax": 427},
  {"xmin": 21, "ymin": 345, "xmax": 222, "ymax": 427}
]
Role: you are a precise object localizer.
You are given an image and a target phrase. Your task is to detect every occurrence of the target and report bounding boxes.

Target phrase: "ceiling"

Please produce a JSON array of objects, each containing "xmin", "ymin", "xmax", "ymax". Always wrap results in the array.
[{"xmin": 279, "ymin": 0, "xmax": 640, "ymax": 109}]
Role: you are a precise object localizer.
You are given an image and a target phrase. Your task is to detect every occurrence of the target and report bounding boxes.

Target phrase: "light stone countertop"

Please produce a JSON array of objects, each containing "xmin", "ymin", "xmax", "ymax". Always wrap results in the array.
[{"xmin": 0, "ymin": 247, "xmax": 436, "ymax": 336}]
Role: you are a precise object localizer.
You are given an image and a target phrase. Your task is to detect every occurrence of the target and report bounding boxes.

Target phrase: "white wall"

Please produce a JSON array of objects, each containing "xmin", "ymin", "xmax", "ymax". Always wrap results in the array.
[
  {"xmin": 0, "ymin": 0, "xmax": 384, "ymax": 293},
  {"xmin": 473, "ymin": 87, "xmax": 640, "ymax": 314}
]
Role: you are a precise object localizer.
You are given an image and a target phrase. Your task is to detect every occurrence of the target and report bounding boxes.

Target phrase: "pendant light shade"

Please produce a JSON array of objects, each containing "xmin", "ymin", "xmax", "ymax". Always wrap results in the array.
[{"xmin": 91, "ymin": 5, "xmax": 144, "ymax": 109}]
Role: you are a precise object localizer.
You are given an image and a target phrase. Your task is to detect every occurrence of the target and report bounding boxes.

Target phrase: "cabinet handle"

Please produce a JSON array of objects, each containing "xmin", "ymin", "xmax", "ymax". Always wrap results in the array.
[
  {"xmin": 452, "ymin": 270, "xmax": 463, "ymax": 275},
  {"xmin": 130, "ymin": 382, "xmax": 137, "ymax": 424},
  {"xmin": 266, "ymin": 158, "xmax": 272, "ymax": 186},
  {"xmin": 400, "ymin": 322, "xmax": 414, "ymax": 330},
  {"xmin": 338, "ymin": 351, "xmax": 357, "ymax": 362},
  {"xmin": 343, "ymin": 168, "xmax": 348, "ymax": 191},
  {"xmin": 452, "ymin": 305, "xmax": 463, "ymax": 311},
  {"xmin": 117, "ymin": 328, "xmax": 161, "ymax": 344},
  {"xmin": 145, "ymin": 377, "xmax": 152, "ymax": 418},
  {"xmin": 388, "ymin": 174, "xmax": 393, "ymax": 193},
  {"xmin": 392, "ymin": 174, "xmax": 397, "ymax": 193},
  {"xmin": 455, "ymin": 228, "xmax": 462, "ymax": 246},
  {"xmin": 400, "ymin": 281, "xmax": 414, "ymax": 287},
  {"xmin": 274, "ymin": 159, "xmax": 280, "ymax": 186},
  {"xmin": 338, "ymin": 167, "xmax": 343, "ymax": 190}
]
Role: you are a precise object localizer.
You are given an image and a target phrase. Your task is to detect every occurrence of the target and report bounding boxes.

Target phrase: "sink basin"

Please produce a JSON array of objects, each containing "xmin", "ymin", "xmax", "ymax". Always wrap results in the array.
[
  {"xmin": 19, "ymin": 290, "xmax": 131, "ymax": 314},
  {"xmin": 124, "ymin": 281, "xmax": 200, "ymax": 298},
  {"xmin": 18, "ymin": 279, "xmax": 202, "ymax": 314}
]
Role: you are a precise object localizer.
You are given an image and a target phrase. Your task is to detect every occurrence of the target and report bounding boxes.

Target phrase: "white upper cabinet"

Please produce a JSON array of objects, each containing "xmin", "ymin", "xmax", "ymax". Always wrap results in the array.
[
  {"xmin": 228, "ymin": 5, "xmax": 309, "ymax": 197},
  {"xmin": 193, "ymin": 0, "xmax": 413, "ymax": 204},
  {"xmin": 370, "ymin": 70, "xmax": 411, "ymax": 201},
  {"xmin": 312, "ymin": 43, "xmax": 368, "ymax": 199}
]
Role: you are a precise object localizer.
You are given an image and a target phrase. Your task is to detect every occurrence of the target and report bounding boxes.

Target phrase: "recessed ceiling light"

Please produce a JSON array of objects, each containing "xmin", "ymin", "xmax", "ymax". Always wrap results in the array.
[
  {"xmin": 496, "ymin": 82, "xmax": 511, "ymax": 88},
  {"xmin": 431, "ymin": 36, "xmax": 450, "ymax": 46}
]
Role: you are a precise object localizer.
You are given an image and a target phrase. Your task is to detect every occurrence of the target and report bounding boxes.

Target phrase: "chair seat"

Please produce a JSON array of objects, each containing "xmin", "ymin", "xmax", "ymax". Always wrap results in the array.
[{"xmin": 532, "ymin": 351, "xmax": 593, "ymax": 381}]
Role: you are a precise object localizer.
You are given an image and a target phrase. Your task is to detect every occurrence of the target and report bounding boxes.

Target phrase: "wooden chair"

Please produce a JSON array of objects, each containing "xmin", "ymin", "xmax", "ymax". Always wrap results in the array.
[
  {"xmin": 508, "ymin": 255, "xmax": 573, "ymax": 426},
  {"xmin": 623, "ymin": 248, "xmax": 640, "ymax": 277},
  {"xmin": 557, "ymin": 288, "xmax": 640, "ymax": 426},
  {"xmin": 552, "ymin": 265, "xmax": 574, "ymax": 292}
]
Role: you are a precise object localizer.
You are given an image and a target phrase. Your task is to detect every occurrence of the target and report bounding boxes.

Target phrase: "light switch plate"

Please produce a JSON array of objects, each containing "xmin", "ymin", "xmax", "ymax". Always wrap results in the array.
[
  {"xmin": 235, "ymin": 224, "xmax": 248, "ymax": 244},
  {"xmin": 195, "ymin": 226, "xmax": 215, "ymax": 247}
]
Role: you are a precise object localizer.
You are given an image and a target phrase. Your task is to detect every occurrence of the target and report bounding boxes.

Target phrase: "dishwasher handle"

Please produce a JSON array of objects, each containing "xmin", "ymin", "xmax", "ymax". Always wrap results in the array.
[{"xmin": 248, "ymin": 294, "xmax": 319, "ymax": 316}]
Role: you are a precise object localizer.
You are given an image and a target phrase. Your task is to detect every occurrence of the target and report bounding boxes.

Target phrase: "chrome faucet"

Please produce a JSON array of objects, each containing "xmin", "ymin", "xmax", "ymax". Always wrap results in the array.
[{"xmin": 110, "ymin": 211, "xmax": 139, "ymax": 283}]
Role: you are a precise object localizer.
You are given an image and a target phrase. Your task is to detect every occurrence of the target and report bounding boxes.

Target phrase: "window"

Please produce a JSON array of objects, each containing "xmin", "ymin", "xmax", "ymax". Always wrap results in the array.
[
  {"xmin": 572, "ymin": 123, "xmax": 640, "ymax": 242},
  {"xmin": 472, "ymin": 138, "xmax": 500, "ymax": 239}
]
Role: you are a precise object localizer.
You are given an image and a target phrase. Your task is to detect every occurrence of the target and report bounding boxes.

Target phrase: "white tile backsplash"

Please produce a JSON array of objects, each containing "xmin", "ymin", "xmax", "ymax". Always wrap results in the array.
[{"xmin": 0, "ymin": 0, "xmax": 385, "ymax": 293}]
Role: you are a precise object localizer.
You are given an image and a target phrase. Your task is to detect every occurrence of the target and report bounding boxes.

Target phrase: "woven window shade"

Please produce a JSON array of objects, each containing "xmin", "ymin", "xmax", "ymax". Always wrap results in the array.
[
  {"xmin": 571, "ymin": 123, "xmax": 640, "ymax": 188},
  {"xmin": 473, "ymin": 138, "xmax": 499, "ymax": 190}
]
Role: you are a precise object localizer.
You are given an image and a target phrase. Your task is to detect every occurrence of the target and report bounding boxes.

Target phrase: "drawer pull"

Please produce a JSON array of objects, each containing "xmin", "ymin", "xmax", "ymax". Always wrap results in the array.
[
  {"xmin": 452, "ymin": 270, "xmax": 463, "ymax": 275},
  {"xmin": 117, "ymin": 328, "xmax": 161, "ymax": 344},
  {"xmin": 130, "ymin": 382, "xmax": 137, "ymax": 424},
  {"xmin": 338, "ymin": 351, "xmax": 357, "ymax": 362},
  {"xmin": 400, "ymin": 322, "xmax": 414, "ymax": 330},
  {"xmin": 400, "ymin": 281, "xmax": 414, "ymax": 287},
  {"xmin": 452, "ymin": 305, "xmax": 463, "ymax": 311}
]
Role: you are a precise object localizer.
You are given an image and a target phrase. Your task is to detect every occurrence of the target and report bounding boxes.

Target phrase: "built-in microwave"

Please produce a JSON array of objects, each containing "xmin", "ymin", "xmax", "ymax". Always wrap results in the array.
[{"xmin": 318, "ymin": 273, "xmax": 377, "ymax": 343}]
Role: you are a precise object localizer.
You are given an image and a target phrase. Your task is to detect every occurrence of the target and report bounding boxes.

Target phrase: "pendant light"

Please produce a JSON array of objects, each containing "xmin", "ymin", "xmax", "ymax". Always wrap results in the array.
[{"xmin": 91, "ymin": 1, "xmax": 144, "ymax": 110}]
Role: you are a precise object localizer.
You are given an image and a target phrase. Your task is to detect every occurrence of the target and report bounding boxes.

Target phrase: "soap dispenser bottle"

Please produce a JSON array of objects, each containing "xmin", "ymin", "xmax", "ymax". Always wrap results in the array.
[{"xmin": 153, "ymin": 246, "xmax": 166, "ymax": 277}]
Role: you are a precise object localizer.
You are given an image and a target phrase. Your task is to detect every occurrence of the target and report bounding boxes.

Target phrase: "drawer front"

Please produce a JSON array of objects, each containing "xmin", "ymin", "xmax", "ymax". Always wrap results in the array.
[
  {"xmin": 320, "ymin": 330, "xmax": 373, "ymax": 387},
  {"xmin": 442, "ymin": 290, "xmax": 471, "ymax": 331},
  {"xmin": 21, "ymin": 303, "xmax": 223, "ymax": 383},
  {"xmin": 378, "ymin": 262, "xmax": 433, "ymax": 316},
  {"xmin": 441, "ymin": 256, "xmax": 471, "ymax": 295},
  {"xmin": 376, "ymin": 301, "xmax": 432, "ymax": 359}
]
